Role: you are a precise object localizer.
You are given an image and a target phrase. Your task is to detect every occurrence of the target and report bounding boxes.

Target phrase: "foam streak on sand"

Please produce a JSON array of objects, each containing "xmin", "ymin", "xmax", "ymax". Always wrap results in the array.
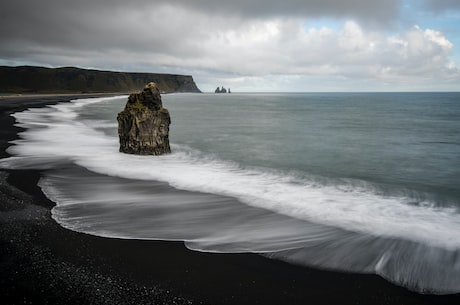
[{"xmin": 1, "ymin": 95, "xmax": 460, "ymax": 294}]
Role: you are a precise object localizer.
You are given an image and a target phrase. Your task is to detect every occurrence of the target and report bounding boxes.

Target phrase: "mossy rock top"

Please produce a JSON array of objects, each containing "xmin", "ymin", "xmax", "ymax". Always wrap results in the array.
[
  {"xmin": 117, "ymin": 83, "xmax": 171, "ymax": 155},
  {"xmin": 144, "ymin": 82, "xmax": 157, "ymax": 89},
  {"xmin": 125, "ymin": 82, "xmax": 163, "ymax": 112}
]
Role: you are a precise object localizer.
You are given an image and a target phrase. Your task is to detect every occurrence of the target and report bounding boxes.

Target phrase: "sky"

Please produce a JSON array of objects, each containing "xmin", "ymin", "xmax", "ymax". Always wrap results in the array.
[{"xmin": 1, "ymin": 0, "xmax": 459, "ymax": 92}]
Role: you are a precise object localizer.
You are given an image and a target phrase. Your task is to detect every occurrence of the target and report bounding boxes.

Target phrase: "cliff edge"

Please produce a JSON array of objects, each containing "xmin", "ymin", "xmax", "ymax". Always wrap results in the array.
[{"xmin": 0, "ymin": 66, "xmax": 201, "ymax": 94}]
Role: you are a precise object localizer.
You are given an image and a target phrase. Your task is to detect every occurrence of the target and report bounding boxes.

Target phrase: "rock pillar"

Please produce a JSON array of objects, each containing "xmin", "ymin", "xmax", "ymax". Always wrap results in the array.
[{"xmin": 117, "ymin": 82, "xmax": 171, "ymax": 155}]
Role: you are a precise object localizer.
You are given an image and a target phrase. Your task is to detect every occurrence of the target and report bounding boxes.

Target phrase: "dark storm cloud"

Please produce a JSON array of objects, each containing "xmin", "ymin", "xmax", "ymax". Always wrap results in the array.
[
  {"xmin": 0, "ymin": 0, "xmax": 401, "ymax": 21},
  {"xmin": 0, "ymin": 0, "xmax": 401, "ymax": 64},
  {"xmin": 0, "ymin": 0, "xmax": 458, "ymax": 91},
  {"xmin": 0, "ymin": 0, "xmax": 401, "ymax": 48},
  {"xmin": 168, "ymin": 0, "xmax": 401, "ymax": 22},
  {"xmin": 422, "ymin": 0, "xmax": 460, "ymax": 11}
]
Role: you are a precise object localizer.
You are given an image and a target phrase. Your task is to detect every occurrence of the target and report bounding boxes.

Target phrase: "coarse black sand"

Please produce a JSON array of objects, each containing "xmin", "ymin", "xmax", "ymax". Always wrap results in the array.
[{"xmin": 0, "ymin": 95, "xmax": 459, "ymax": 304}]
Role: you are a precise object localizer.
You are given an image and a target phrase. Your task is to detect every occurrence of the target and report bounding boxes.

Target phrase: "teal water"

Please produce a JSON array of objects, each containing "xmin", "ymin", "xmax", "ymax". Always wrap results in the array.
[
  {"xmin": 1, "ymin": 92, "xmax": 460, "ymax": 294},
  {"xmin": 166, "ymin": 92, "xmax": 460, "ymax": 204}
]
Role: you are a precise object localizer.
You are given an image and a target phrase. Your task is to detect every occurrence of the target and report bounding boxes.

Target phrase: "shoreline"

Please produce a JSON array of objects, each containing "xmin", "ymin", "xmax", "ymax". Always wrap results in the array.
[
  {"xmin": 0, "ymin": 92, "xmax": 131, "ymax": 102},
  {"xmin": 1, "ymin": 96, "xmax": 459, "ymax": 304}
]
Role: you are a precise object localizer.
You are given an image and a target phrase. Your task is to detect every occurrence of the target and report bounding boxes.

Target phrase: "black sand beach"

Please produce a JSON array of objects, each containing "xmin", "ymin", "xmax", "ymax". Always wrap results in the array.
[{"xmin": 1, "ymin": 96, "xmax": 459, "ymax": 305}]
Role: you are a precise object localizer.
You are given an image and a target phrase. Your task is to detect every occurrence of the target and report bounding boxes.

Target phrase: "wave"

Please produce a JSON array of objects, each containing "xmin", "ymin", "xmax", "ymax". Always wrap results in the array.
[
  {"xmin": 1, "ymin": 96, "xmax": 459, "ymax": 294},
  {"xmin": 37, "ymin": 165, "xmax": 460, "ymax": 294}
]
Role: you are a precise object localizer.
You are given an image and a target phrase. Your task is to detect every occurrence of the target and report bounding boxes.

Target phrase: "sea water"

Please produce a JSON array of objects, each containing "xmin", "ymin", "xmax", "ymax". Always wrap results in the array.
[{"xmin": 1, "ymin": 92, "xmax": 459, "ymax": 294}]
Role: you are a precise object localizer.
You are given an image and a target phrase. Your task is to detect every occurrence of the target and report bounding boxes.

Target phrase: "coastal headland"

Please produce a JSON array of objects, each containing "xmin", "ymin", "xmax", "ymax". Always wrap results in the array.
[
  {"xmin": 0, "ymin": 94, "xmax": 459, "ymax": 304},
  {"xmin": 0, "ymin": 66, "xmax": 201, "ymax": 94}
]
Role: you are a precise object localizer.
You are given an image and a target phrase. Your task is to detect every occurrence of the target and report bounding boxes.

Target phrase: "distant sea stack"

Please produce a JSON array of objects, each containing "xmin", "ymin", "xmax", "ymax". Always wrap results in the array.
[
  {"xmin": 0, "ymin": 66, "xmax": 201, "ymax": 94},
  {"xmin": 117, "ymin": 82, "xmax": 171, "ymax": 155},
  {"xmin": 215, "ymin": 86, "xmax": 231, "ymax": 93}
]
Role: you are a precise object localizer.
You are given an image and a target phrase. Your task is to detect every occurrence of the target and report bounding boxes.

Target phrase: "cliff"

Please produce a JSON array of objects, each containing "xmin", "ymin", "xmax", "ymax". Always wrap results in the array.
[
  {"xmin": 0, "ymin": 66, "xmax": 201, "ymax": 94},
  {"xmin": 117, "ymin": 82, "xmax": 171, "ymax": 155}
]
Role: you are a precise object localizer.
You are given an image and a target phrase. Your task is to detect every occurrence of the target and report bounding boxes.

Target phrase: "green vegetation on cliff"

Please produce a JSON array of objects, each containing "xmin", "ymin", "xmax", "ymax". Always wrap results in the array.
[{"xmin": 0, "ymin": 66, "xmax": 201, "ymax": 94}]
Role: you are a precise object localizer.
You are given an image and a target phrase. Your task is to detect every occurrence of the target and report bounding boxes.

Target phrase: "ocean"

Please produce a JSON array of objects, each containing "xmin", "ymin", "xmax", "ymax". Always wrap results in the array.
[{"xmin": 1, "ymin": 92, "xmax": 459, "ymax": 294}]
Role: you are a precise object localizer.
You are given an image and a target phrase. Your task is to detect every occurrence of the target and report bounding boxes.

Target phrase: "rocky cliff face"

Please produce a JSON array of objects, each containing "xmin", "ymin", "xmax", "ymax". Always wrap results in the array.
[
  {"xmin": 0, "ymin": 66, "xmax": 201, "ymax": 94},
  {"xmin": 117, "ymin": 83, "xmax": 171, "ymax": 155}
]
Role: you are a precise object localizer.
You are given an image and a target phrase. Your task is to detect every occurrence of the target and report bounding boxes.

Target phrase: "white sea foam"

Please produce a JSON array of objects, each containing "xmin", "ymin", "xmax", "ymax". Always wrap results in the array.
[
  {"xmin": 1, "ymin": 96, "xmax": 460, "ymax": 293},
  {"xmin": 1, "ymin": 96, "xmax": 460, "ymax": 250}
]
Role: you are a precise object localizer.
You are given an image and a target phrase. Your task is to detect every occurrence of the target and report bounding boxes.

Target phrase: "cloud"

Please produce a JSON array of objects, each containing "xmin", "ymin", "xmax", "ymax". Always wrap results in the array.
[
  {"xmin": 1, "ymin": 0, "xmax": 401, "ymax": 25},
  {"xmin": 206, "ymin": 20, "xmax": 458, "ymax": 78},
  {"xmin": 168, "ymin": 0, "xmax": 401, "ymax": 23},
  {"xmin": 192, "ymin": 19, "xmax": 459, "ymax": 90},
  {"xmin": 0, "ymin": 0, "xmax": 400, "ymax": 52},
  {"xmin": 0, "ymin": 0, "xmax": 459, "ymax": 91},
  {"xmin": 421, "ymin": 0, "xmax": 460, "ymax": 12}
]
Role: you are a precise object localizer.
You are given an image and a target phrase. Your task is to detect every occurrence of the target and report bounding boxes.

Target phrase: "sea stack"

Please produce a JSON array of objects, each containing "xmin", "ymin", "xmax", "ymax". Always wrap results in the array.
[{"xmin": 117, "ymin": 82, "xmax": 171, "ymax": 155}]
